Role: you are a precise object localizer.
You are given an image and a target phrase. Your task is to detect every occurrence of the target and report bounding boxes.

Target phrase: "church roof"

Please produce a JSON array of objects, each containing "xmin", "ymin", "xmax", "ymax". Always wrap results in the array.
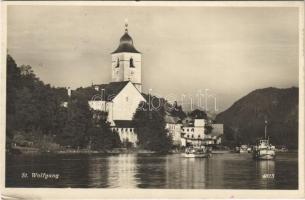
[
  {"xmin": 97, "ymin": 81, "xmax": 130, "ymax": 101},
  {"xmin": 113, "ymin": 120, "xmax": 136, "ymax": 128},
  {"xmin": 112, "ymin": 30, "xmax": 140, "ymax": 54},
  {"xmin": 89, "ymin": 81, "xmax": 145, "ymax": 102}
]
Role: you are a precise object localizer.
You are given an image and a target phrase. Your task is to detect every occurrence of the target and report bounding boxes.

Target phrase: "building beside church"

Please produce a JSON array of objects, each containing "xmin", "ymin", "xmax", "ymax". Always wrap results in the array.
[
  {"xmin": 165, "ymin": 115, "xmax": 183, "ymax": 146},
  {"xmin": 164, "ymin": 115, "xmax": 224, "ymax": 147},
  {"xmin": 180, "ymin": 118, "xmax": 223, "ymax": 147},
  {"xmin": 88, "ymin": 22, "xmax": 146, "ymax": 146}
]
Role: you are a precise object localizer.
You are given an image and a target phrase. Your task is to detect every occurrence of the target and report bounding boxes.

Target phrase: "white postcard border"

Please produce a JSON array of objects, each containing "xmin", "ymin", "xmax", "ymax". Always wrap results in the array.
[{"xmin": 0, "ymin": 1, "xmax": 304, "ymax": 199}]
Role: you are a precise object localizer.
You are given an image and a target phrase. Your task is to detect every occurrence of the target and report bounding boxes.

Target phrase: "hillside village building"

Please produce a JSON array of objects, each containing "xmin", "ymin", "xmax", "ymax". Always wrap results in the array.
[
  {"xmin": 181, "ymin": 119, "xmax": 206, "ymax": 146},
  {"xmin": 164, "ymin": 112, "xmax": 224, "ymax": 147},
  {"xmin": 165, "ymin": 115, "xmax": 183, "ymax": 146},
  {"xmin": 180, "ymin": 118, "xmax": 223, "ymax": 147}
]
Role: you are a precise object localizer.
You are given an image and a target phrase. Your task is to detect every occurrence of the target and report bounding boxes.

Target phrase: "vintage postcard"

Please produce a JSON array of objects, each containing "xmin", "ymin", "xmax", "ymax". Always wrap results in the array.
[{"xmin": 0, "ymin": 1, "xmax": 304, "ymax": 199}]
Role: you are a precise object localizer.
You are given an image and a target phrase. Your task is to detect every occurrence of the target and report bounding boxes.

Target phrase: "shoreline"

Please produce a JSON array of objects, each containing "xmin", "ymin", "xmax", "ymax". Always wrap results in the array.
[
  {"xmin": 7, "ymin": 146, "xmax": 161, "ymax": 155},
  {"xmin": 7, "ymin": 146, "xmax": 298, "ymax": 156}
]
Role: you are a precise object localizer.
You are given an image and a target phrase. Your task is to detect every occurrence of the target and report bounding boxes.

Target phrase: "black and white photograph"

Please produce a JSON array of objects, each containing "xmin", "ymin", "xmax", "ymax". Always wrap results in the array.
[{"xmin": 1, "ymin": 1, "xmax": 304, "ymax": 198}]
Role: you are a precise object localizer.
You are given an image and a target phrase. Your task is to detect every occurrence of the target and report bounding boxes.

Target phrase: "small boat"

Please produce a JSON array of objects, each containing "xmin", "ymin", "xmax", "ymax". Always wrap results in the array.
[
  {"xmin": 275, "ymin": 146, "xmax": 288, "ymax": 152},
  {"xmin": 253, "ymin": 139, "xmax": 275, "ymax": 160},
  {"xmin": 239, "ymin": 145, "xmax": 249, "ymax": 153},
  {"xmin": 253, "ymin": 121, "xmax": 275, "ymax": 160},
  {"xmin": 184, "ymin": 145, "xmax": 212, "ymax": 158}
]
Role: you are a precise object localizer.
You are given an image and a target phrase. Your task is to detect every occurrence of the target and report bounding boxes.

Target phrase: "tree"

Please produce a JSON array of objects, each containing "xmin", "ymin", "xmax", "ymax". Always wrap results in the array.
[
  {"xmin": 56, "ymin": 93, "xmax": 92, "ymax": 148},
  {"xmin": 204, "ymin": 123, "xmax": 213, "ymax": 135},
  {"xmin": 168, "ymin": 101, "xmax": 187, "ymax": 120},
  {"xmin": 188, "ymin": 109, "xmax": 208, "ymax": 119},
  {"xmin": 6, "ymin": 55, "xmax": 119, "ymax": 151},
  {"xmin": 87, "ymin": 112, "xmax": 121, "ymax": 150},
  {"xmin": 6, "ymin": 55, "xmax": 21, "ymax": 141},
  {"xmin": 133, "ymin": 102, "xmax": 172, "ymax": 152}
]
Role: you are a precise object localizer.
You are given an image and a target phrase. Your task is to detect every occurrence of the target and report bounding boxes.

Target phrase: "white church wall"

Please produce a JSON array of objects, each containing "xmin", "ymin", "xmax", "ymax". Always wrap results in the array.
[
  {"xmin": 111, "ymin": 127, "xmax": 138, "ymax": 146},
  {"xmin": 111, "ymin": 82, "xmax": 146, "ymax": 121},
  {"xmin": 106, "ymin": 102, "xmax": 115, "ymax": 126}
]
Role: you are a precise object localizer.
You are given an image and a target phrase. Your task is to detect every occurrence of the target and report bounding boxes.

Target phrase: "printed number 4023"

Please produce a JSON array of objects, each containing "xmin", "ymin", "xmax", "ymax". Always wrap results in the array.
[{"xmin": 262, "ymin": 174, "xmax": 275, "ymax": 179}]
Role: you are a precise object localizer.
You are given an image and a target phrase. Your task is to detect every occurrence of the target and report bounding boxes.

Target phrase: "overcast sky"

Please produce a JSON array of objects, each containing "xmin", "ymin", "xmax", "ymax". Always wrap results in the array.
[{"xmin": 7, "ymin": 5, "xmax": 299, "ymax": 112}]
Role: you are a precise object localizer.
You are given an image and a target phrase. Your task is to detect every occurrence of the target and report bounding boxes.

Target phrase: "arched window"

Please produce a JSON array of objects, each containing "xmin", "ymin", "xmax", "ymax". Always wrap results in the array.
[
  {"xmin": 130, "ymin": 57, "xmax": 135, "ymax": 68},
  {"xmin": 116, "ymin": 58, "xmax": 120, "ymax": 68},
  {"xmin": 191, "ymin": 128, "xmax": 194, "ymax": 132}
]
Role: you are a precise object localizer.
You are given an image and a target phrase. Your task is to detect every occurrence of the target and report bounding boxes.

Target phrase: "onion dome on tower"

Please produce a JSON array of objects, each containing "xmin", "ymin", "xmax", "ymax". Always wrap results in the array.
[{"xmin": 112, "ymin": 21, "xmax": 140, "ymax": 54}]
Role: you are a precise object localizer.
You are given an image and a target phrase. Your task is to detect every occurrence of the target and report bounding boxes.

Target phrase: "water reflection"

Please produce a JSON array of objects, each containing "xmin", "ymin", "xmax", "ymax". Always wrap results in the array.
[
  {"xmin": 58, "ymin": 155, "xmax": 91, "ymax": 187},
  {"xmin": 107, "ymin": 154, "xmax": 138, "ymax": 188},
  {"xmin": 87, "ymin": 156, "xmax": 109, "ymax": 187},
  {"xmin": 6, "ymin": 153, "xmax": 298, "ymax": 189},
  {"xmin": 135, "ymin": 155, "xmax": 167, "ymax": 188},
  {"xmin": 165, "ymin": 156, "xmax": 208, "ymax": 188},
  {"xmin": 215, "ymin": 153, "xmax": 259, "ymax": 189},
  {"xmin": 206, "ymin": 155, "xmax": 225, "ymax": 188},
  {"xmin": 256, "ymin": 160, "xmax": 275, "ymax": 189}
]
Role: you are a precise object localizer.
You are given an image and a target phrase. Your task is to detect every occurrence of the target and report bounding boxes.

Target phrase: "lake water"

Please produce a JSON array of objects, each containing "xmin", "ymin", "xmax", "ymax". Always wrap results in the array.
[{"xmin": 6, "ymin": 152, "xmax": 298, "ymax": 189}]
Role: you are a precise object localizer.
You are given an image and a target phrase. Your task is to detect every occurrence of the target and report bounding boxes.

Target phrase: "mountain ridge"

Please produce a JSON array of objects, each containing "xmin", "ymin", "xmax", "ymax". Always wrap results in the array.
[{"xmin": 216, "ymin": 87, "xmax": 298, "ymax": 148}]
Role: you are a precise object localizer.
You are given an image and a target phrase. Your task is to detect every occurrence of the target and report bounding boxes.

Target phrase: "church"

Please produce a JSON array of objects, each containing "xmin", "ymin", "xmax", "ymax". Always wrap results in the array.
[
  {"xmin": 78, "ymin": 22, "xmax": 223, "ymax": 148},
  {"xmin": 88, "ymin": 22, "xmax": 146, "ymax": 146}
]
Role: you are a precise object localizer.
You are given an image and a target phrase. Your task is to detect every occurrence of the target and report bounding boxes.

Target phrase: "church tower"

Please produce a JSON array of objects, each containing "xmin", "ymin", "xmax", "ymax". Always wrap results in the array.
[{"xmin": 111, "ymin": 21, "xmax": 142, "ymax": 92}]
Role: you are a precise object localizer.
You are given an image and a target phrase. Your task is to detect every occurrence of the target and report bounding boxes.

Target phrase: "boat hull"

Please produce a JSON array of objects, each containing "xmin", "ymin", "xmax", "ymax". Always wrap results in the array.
[
  {"xmin": 239, "ymin": 149, "xmax": 248, "ymax": 153},
  {"xmin": 253, "ymin": 150, "xmax": 275, "ymax": 160},
  {"xmin": 183, "ymin": 153, "xmax": 211, "ymax": 158}
]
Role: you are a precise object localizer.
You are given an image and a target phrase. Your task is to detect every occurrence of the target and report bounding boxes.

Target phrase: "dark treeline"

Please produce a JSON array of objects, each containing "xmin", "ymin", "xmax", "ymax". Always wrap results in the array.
[
  {"xmin": 133, "ymin": 95, "xmax": 218, "ymax": 152},
  {"xmin": 133, "ymin": 102, "xmax": 172, "ymax": 153},
  {"xmin": 6, "ymin": 54, "xmax": 217, "ymax": 154},
  {"xmin": 6, "ymin": 55, "xmax": 120, "ymax": 152}
]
